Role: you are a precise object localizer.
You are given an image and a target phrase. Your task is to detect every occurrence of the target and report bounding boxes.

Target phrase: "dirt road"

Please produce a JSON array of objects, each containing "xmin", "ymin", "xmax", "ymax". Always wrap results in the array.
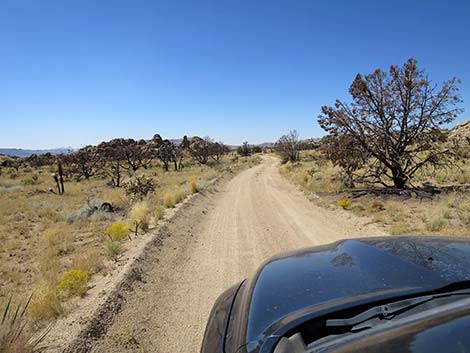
[{"xmin": 90, "ymin": 156, "xmax": 383, "ymax": 353}]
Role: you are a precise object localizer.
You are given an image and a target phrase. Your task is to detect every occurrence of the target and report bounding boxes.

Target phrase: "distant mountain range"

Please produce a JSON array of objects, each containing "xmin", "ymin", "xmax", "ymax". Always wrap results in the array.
[{"xmin": 0, "ymin": 147, "xmax": 74, "ymax": 157}]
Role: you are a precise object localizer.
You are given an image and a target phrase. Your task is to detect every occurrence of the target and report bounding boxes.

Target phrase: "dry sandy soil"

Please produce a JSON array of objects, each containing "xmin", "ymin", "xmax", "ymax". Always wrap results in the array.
[{"xmin": 62, "ymin": 155, "xmax": 384, "ymax": 353}]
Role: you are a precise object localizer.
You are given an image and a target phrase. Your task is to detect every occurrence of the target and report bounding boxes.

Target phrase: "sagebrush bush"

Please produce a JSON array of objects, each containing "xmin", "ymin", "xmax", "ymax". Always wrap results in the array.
[
  {"xmin": 105, "ymin": 223, "xmax": 129, "ymax": 241},
  {"xmin": 337, "ymin": 199, "xmax": 351, "ymax": 209},
  {"xmin": 56, "ymin": 269, "xmax": 91, "ymax": 298}
]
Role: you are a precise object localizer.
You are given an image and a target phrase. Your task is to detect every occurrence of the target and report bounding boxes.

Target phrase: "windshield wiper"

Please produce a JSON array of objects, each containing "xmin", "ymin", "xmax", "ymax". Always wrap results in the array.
[{"xmin": 326, "ymin": 290, "xmax": 470, "ymax": 329}]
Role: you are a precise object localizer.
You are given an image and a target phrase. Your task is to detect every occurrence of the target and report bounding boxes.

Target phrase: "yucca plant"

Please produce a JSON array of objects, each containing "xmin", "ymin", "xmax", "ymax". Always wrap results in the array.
[{"xmin": 1, "ymin": 295, "xmax": 50, "ymax": 353}]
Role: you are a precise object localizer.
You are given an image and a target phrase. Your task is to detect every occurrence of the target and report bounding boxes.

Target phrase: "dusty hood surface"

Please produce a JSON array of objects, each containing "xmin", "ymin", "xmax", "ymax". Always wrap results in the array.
[{"xmin": 246, "ymin": 236, "xmax": 470, "ymax": 344}]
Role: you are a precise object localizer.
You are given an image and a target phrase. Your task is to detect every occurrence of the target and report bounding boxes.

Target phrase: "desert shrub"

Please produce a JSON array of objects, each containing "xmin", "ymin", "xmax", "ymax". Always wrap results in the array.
[
  {"xmin": 190, "ymin": 179, "xmax": 198, "ymax": 194},
  {"xmin": 65, "ymin": 200, "xmax": 113, "ymax": 224},
  {"xmin": 337, "ymin": 199, "xmax": 351, "ymax": 209},
  {"xmin": 425, "ymin": 217, "xmax": 446, "ymax": 232},
  {"xmin": 129, "ymin": 201, "xmax": 150, "ymax": 235},
  {"xmin": 56, "ymin": 269, "xmax": 91, "ymax": 298},
  {"xmin": 105, "ymin": 223, "xmax": 129, "ymax": 241},
  {"xmin": 1, "ymin": 295, "xmax": 50, "ymax": 353},
  {"xmin": 104, "ymin": 240, "xmax": 122, "ymax": 262},
  {"xmin": 124, "ymin": 176, "xmax": 155, "ymax": 201}
]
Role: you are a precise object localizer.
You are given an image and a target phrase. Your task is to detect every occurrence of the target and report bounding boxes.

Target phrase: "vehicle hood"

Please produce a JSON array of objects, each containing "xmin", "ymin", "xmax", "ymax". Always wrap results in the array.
[{"xmin": 242, "ymin": 236, "xmax": 470, "ymax": 351}]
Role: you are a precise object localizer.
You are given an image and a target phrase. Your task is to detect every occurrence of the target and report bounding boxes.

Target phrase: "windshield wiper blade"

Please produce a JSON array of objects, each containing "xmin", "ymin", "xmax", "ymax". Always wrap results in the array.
[
  {"xmin": 326, "ymin": 296, "xmax": 433, "ymax": 328},
  {"xmin": 326, "ymin": 290, "xmax": 470, "ymax": 328}
]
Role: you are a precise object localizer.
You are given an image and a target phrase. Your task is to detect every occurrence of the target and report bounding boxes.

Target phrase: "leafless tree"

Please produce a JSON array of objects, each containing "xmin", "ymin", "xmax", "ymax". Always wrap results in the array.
[
  {"xmin": 318, "ymin": 58, "xmax": 463, "ymax": 189},
  {"xmin": 275, "ymin": 130, "xmax": 301, "ymax": 163}
]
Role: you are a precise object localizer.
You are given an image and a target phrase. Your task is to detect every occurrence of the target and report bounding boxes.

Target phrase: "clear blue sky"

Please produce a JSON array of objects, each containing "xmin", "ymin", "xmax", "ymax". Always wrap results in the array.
[{"xmin": 1, "ymin": 0, "xmax": 469, "ymax": 149}]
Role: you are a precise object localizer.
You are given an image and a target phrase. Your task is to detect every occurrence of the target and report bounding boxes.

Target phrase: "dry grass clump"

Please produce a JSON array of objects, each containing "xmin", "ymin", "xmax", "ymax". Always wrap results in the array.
[
  {"xmin": 163, "ymin": 188, "xmax": 189, "ymax": 208},
  {"xmin": 456, "ymin": 201, "xmax": 470, "ymax": 225},
  {"xmin": 279, "ymin": 151, "xmax": 343, "ymax": 194},
  {"xmin": 154, "ymin": 206, "xmax": 165, "ymax": 222},
  {"xmin": 44, "ymin": 224, "xmax": 75, "ymax": 256},
  {"xmin": 425, "ymin": 216, "xmax": 447, "ymax": 232},
  {"xmin": 128, "ymin": 201, "xmax": 150, "ymax": 235},
  {"xmin": 29, "ymin": 284, "xmax": 63, "ymax": 321},
  {"xmin": 104, "ymin": 240, "xmax": 123, "ymax": 262},
  {"xmin": 71, "ymin": 249, "xmax": 103, "ymax": 274}
]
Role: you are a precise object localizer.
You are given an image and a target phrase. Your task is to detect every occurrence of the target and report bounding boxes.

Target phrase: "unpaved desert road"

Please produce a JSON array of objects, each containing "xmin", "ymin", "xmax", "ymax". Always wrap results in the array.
[{"xmin": 90, "ymin": 156, "xmax": 383, "ymax": 353}]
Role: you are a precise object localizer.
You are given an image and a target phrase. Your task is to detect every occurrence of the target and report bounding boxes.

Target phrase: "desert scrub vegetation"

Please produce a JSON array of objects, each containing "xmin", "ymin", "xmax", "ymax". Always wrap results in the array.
[
  {"xmin": 1, "ymin": 295, "xmax": 50, "ymax": 353},
  {"xmin": 0, "ymin": 138, "xmax": 260, "ymax": 328},
  {"xmin": 56, "ymin": 270, "xmax": 91, "ymax": 298},
  {"xmin": 280, "ymin": 149, "xmax": 470, "ymax": 236},
  {"xmin": 105, "ymin": 223, "xmax": 129, "ymax": 241}
]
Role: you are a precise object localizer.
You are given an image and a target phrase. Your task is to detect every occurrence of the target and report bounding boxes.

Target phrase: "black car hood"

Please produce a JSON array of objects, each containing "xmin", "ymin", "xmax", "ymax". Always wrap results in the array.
[{"xmin": 241, "ymin": 236, "xmax": 470, "ymax": 351}]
